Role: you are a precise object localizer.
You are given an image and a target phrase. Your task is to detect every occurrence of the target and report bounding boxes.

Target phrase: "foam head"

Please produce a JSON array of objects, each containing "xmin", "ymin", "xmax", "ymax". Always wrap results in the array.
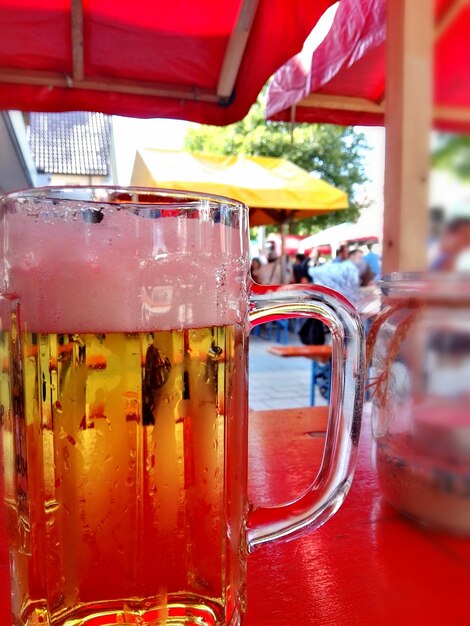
[{"xmin": 2, "ymin": 189, "xmax": 250, "ymax": 333}]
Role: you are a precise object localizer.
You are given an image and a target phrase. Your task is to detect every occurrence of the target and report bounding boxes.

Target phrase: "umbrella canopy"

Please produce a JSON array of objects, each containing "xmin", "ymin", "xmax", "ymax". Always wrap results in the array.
[
  {"xmin": 265, "ymin": 0, "xmax": 470, "ymax": 133},
  {"xmin": 266, "ymin": 233, "xmax": 308, "ymax": 256},
  {"xmin": 0, "ymin": 0, "xmax": 335, "ymax": 126},
  {"xmin": 298, "ymin": 221, "xmax": 380, "ymax": 254},
  {"xmin": 130, "ymin": 148, "xmax": 348, "ymax": 225}
]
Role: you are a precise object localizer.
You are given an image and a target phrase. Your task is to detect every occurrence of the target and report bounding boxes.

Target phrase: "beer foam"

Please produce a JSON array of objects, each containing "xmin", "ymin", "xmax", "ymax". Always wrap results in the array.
[{"xmin": 5, "ymin": 209, "xmax": 249, "ymax": 333}]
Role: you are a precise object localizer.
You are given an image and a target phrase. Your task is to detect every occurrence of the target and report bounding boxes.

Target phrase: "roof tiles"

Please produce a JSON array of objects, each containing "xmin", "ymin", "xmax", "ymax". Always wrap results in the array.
[{"xmin": 28, "ymin": 112, "xmax": 111, "ymax": 176}]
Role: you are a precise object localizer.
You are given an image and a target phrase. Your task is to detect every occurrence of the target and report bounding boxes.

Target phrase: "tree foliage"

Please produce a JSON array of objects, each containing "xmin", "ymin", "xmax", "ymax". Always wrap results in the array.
[
  {"xmin": 432, "ymin": 133, "xmax": 470, "ymax": 180},
  {"xmin": 185, "ymin": 98, "xmax": 370, "ymax": 234}
]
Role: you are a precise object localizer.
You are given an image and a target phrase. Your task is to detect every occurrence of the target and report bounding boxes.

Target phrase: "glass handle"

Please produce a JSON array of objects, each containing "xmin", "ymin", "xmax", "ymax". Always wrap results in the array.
[{"xmin": 247, "ymin": 281, "xmax": 365, "ymax": 551}]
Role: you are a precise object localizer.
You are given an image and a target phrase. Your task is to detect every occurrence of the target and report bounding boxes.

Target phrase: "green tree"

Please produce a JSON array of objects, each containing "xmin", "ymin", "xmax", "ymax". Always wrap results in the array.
[
  {"xmin": 185, "ymin": 98, "xmax": 370, "ymax": 234},
  {"xmin": 432, "ymin": 133, "xmax": 470, "ymax": 180}
]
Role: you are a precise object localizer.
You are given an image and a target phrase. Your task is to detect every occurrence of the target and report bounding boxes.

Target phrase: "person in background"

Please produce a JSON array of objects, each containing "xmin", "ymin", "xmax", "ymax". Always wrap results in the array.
[
  {"xmin": 308, "ymin": 248, "xmax": 360, "ymax": 303},
  {"xmin": 427, "ymin": 206, "xmax": 446, "ymax": 266},
  {"xmin": 431, "ymin": 217, "xmax": 470, "ymax": 271},
  {"xmin": 309, "ymin": 247, "xmax": 321, "ymax": 266},
  {"xmin": 363, "ymin": 242, "xmax": 382, "ymax": 279},
  {"xmin": 349, "ymin": 248, "xmax": 375, "ymax": 287},
  {"xmin": 333, "ymin": 243, "xmax": 349, "ymax": 263},
  {"xmin": 256, "ymin": 248, "xmax": 292, "ymax": 285},
  {"xmin": 291, "ymin": 253, "xmax": 311, "ymax": 284},
  {"xmin": 250, "ymin": 257, "xmax": 262, "ymax": 283}
]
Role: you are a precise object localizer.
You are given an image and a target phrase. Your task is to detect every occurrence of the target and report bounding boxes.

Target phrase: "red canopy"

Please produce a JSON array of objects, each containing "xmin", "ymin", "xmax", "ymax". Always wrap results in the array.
[
  {"xmin": 266, "ymin": 0, "xmax": 470, "ymax": 133},
  {"xmin": 266, "ymin": 233, "xmax": 308, "ymax": 256},
  {"xmin": 0, "ymin": 0, "xmax": 334, "ymax": 126}
]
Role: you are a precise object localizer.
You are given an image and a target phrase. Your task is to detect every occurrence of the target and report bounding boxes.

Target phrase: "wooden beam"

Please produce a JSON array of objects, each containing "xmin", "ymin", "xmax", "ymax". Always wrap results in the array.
[
  {"xmin": 216, "ymin": 0, "xmax": 260, "ymax": 99},
  {"xmin": 70, "ymin": 0, "xmax": 84, "ymax": 81},
  {"xmin": 297, "ymin": 93, "xmax": 470, "ymax": 125},
  {"xmin": 435, "ymin": 0, "xmax": 468, "ymax": 40},
  {"xmin": 367, "ymin": 0, "xmax": 466, "ymax": 108},
  {"xmin": 435, "ymin": 105, "xmax": 470, "ymax": 123},
  {"xmin": 298, "ymin": 93, "xmax": 385, "ymax": 114},
  {"xmin": 0, "ymin": 68, "xmax": 220, "ymax": 102},
  {"xmin": 383, "ymin": 0, "xmax": 434, "ymax": 273}
]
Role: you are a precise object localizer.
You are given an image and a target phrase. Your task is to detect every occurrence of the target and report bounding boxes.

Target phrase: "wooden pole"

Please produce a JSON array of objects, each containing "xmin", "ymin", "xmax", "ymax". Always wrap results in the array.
[
  {"xmin": 382, "ymin": 0, "xmax": 434, "ymax": 273},
  {"xmin": 280, "ymin": 221, "xmax": 288, "ymax": 283}
]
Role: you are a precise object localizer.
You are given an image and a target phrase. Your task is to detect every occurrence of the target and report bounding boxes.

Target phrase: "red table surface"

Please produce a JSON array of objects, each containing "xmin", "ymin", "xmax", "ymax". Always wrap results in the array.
[{"xmin": 1, "ymin": 407, "xmax": 469, "ymax": 625}]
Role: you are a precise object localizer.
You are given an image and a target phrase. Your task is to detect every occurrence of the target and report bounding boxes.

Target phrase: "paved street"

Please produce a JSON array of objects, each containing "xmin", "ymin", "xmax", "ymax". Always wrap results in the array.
[{"xmin": 248, "ymin": 324, "xmax": 329, "ymax": 411}]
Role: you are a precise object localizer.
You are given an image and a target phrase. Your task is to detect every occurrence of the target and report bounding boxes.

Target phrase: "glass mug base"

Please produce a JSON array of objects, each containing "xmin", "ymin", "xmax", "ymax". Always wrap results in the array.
[{"xmin": 17, "ymin": 595, "xmax": 242, "ymax": 625}]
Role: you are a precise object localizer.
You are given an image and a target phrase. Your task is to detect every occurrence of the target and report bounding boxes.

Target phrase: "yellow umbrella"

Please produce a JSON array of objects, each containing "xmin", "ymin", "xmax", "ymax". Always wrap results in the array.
[
  {"xmin": 131, "ymin": 149, "xmax": 348, "ymax": 281},
  {"xmin": 131, "ymin": 149, "xmax": 348, "ymax": 224}
]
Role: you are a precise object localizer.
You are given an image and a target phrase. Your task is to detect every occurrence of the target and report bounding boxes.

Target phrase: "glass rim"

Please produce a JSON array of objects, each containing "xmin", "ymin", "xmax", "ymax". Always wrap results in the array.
[
  {"xmin": 379, "ymin": 271, "xmax": 470, "ymax": 299},
  {"xmin": 1, "ymin": 185, "xmax": 249, "ymax": 212}
]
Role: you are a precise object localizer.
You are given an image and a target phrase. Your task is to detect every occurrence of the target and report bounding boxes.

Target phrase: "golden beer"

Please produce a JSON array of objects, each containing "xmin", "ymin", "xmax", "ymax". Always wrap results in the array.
[{"xmin": 1, "ymin": 320, "xmax": 248, "ymax": 625}]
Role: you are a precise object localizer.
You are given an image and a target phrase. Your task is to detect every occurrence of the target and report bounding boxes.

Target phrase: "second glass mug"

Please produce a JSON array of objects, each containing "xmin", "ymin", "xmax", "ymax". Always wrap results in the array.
[{"xmin": 0, "ymin": 187, "xmax": 365, "ymax": 626}]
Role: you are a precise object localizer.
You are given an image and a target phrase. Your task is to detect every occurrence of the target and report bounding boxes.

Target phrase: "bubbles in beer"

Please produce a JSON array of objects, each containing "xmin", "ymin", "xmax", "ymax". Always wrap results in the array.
[
  {"xmin": 206, "ymin": 342, "xmax": 223, "ymax": 385},
  {"xmin": 143, "ymin": 344, "xmax": 171, "ymax": 426},
  {"xmin": 208, "ymin": 345, "xmax": 223, "ymax": 360},
  {"xmin": 82, "ymin": 208, "xmax": 104, "ymax": 223}
]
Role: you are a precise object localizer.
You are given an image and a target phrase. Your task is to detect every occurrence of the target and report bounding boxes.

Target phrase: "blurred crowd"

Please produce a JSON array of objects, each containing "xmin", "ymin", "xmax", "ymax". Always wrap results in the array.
[
  {"xmin": 251, "ymin": 207, "xmax": 470, "ymax": 306},
  {"xmin": 251, "ymin": 240, "xmax": 381, "ymax": 304},
  {"xmin": 429, "ymin": 206, "xmax": 470, "ymax": 271}
]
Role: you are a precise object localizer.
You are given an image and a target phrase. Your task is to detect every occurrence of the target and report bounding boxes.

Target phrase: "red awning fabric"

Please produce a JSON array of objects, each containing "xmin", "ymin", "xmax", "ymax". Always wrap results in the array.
[
  {"xmin": 266, "ymin": 0, "xmax": 470, "ymax": 133},
  {"xmin": 0, "ymin": 0, "xmax": 335, "ymax": 126},
  {"xmin": 266, "ymin": 233, "xmax": 308, "ymax": 256}
]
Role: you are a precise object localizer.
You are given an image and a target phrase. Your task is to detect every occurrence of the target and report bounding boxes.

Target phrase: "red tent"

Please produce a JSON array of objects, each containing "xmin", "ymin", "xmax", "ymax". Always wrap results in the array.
[
  {"xmin": 266, "ymin": 0, "xmax": 470, "ymax": 133},
  {"xmin": 266, "ymin": 233, "xmax": 308, "ymax": 257},
  {"xmin": 0, "ymin": 0, "xmax": 335, "ymax": 126}
]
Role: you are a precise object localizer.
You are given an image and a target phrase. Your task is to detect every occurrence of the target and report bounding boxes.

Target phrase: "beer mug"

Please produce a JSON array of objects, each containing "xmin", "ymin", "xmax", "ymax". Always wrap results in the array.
[
  {"xmin": 0, "ymin": 188, "xmax": 364, "ymax": 626},
  {"xmin": 367, "ymin": 273, "xmax": 470, "ymax": 534}
]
